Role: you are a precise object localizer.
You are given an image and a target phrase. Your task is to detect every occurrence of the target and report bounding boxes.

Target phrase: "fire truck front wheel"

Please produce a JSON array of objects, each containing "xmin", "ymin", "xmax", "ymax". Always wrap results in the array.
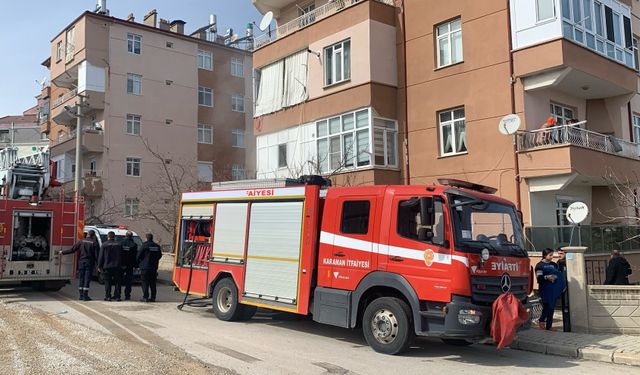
[
  {"xmin": 212, "ymin": 278, "xmax": 256, "ymax": 321},
  {"xmin": 362, "ymin": 297, "xmax": 415, "ymax": 355}
]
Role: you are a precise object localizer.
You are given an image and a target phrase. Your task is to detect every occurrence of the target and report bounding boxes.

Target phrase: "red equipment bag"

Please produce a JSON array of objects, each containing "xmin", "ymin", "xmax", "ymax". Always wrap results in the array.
[{"xmin": 490, "ymin": 292, "xmax": 529, "ymax": 349}]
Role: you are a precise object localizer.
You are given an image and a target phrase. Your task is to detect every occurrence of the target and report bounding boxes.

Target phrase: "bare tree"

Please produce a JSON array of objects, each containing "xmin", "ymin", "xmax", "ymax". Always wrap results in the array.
[
  {"xmin": 283, "ymin": 142, "xmax": 367, "ymax": 186},
  {"xmin": 601, "ymin": 167, "xmax": 640, "ymax": 224}
]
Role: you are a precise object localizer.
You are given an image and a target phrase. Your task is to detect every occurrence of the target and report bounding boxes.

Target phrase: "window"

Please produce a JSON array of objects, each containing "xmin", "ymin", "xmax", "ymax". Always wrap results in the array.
[
  {"xmin": 127, "ymin": 73, "xmax": 142, "ymax": 95},
  {"xmin": 89, "ymin": 158, "xmax": 96, "ymax": 175},
  {"xmin": 398, "ymin": 199, "xmax": 445, "ymax": 245},
  {"xmin": 373, "ymin": 118, "xmax": 398, "ymax": 167},
  {"xmin": 198, "ymin": 124, "xmax": 212, "ymax": 144},
  {"xmin": 340, "ymin": 201, "xmax": 370, "ymax": 235},
  {"xmin": 126, "ymin": 114, "xmax": 141, "ymax": 135},
  {"xmin": 126, "ymin": 157, "xmax": 141, "ymax": 177},
  {"xmin": 633, "ymin": 114, "xmax": 640, "ymax": 144},
  {"xmin": 232, "ymin": 94, "xmax": 245, "ymax": 112},
  {"xmin": 56, "ymin": 41, "xmax": 62, "ymax": 61},
  {"xmin": 232, "ymin": 164, "xmax": 245, "ymax": 181},
  {"xmin": 633, "ymin": 36, "xmax": 639, "ymax": 71},
  {"xmin": 324, "ymin": 39, "xmax": 351, "ymax": 86},
  {"xmin": 536, "ymin": 0, "xmax": 556, "ymax": 22},
  {"xmin": 198, "ymin": 49, "xmax": 213, "ymax": 70},
  {"xmin": 299, "ymin": 2, "xmax": 316, "ymax": 26},
  {"xmin": 198, "ymin": 86, "xmax": 213, "ymax": 107},
  {"xmin": 125, "ymin": 198, "xmax": 139, "ymax": 217},
  {"xmin": 65, "ymin": 27, "xmax": 75, "ymax": 56},
  {"xmin": 436, "ymin": 18, "xmax": 463, "ymax": 68},
  {"xmin": 550, "ymin": 103, "xmax": 575, "ymax": 125},
  {"xmin": 57, "ymin": 130, "xmax": 65, "ymax": 141},
  {"xmin": 127, "ymin": 33, "xmax": 141, "ymax": 54},
  {"xmin": 278, "ymin": 144, "xmax": 287, "ymax": 168},
  {"xmin": 439, "ymin": 107, "xmax": 467, "ymax": 156},
  {"xmin": 197, "ymin": 162, "xmax": 213, "ymax": 182},
  {"xmin": 232, "ymin": 129, "xmax": 245, "ymax": 148},
  {"xmin": 231, "ymin": 57, "xmax": 244, "ymax": 77}
]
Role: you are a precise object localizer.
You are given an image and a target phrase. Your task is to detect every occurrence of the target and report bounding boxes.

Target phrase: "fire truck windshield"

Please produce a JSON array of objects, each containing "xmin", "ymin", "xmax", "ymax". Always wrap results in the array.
[{"xmin": 448, "ymin": 194, "xmax": 527, "ymax": 257}]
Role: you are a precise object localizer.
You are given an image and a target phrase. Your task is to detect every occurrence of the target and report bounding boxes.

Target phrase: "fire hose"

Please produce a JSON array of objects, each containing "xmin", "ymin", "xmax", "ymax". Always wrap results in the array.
[{"xmin": 177, "ymin": 221, "xmax": 211, "ymax": 310}]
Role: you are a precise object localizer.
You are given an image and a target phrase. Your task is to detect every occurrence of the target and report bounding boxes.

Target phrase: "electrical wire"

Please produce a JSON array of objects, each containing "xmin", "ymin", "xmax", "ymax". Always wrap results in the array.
[{"xmin": 177, "ymin": 220, "xmax": 212, "ymax": 310}]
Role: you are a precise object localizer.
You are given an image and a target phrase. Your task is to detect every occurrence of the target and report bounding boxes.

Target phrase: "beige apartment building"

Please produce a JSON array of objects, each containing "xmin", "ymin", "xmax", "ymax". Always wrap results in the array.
[
  {"xmin": 252, "ymin": 0, "xmax": 640, "ymax": 253},
  {"xmin": 40, "ymin": 7, "xmax": 253, "ymax": 244}
]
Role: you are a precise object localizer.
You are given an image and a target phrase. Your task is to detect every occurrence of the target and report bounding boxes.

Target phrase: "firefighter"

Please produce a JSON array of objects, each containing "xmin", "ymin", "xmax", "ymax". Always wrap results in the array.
[
  {"xmin": 98, "ymin": 231, "xmax": 123, "ymax": 301},
  {"xmin": 137, "ymin": 233, "xmax": 162, "ymax": 302},
  {"xmin": 60, "ymin": 230, "xmax": 99, "ymax": 301},
  {"xmin": 120, "ymin": 231, "xmax": 138, "ymax": 301}
]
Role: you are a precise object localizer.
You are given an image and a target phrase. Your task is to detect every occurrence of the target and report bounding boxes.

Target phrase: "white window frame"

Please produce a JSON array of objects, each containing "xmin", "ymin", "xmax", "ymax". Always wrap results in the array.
[
  {"xmin": 127, "ymin": 33, "xmax": 142, "ymax": 55},
  {"xmin": 232, "ymin": 129, "xmax": 245, "ymax": 148},
  {"xmin": 550, "ymin": 102, "xmax": 575, "ymax": 125},
  {"xmin": 324, "ymin": 39, "xmax": 351, "ymax": 86},
  {"xmin": 127, "ymin": 73, "xmax": 142, "ymax": 95},
  {"xmin": 436, "ymin": 18, "xmax": 463, "ymax": 68},
  {"xmin": 197, "ymin": 161, "xmax": 214, "ymax": 182},
  {"xmin": 373, "ymin": 117, "xmax": 399, "ymax": 168},
  {"xmin": 438, "ymin": 107, "xmax": 467, "ymax": 157},
  {"xmin": 278, "ymin": 144, "xmax": 288, "ymax": 169},
  {"xmin": 126, "ymin": 114, "xmax": 141, "ymax": 135},
  {"xmin": 125, "ymin": 198, "xmax": 139, "ymax": 217},
  {"xmin": 231, "ymin": 57, "xmax": 244, "ymax": 77},
  {"xmin": 536, "ymin": 0, "xmax": 556, "ymax": 23},
  {"xmin": 232, "ymin": 164, "xmax": 245, "ymax": 181},
  {"xmin": 125, "ymin": 157, "xmax": 141, "ymax": 177},
  {"xmin": 198, "ymin": 124, "xmax": 213, "ymax": 144},
  {"xmin": 232, "ymin": 94, "xmax": 245, "ymax": 112},
  {"xmin": 633, "ymin": 113, "xmax": 640, "ymax": 144},
  {"xmin": 198, "ymin": 49, "xmax": 213, "ymax": 70},
  {"xmin": 198, "ymin": 86, "xmax": 213, "ymax": 107}
]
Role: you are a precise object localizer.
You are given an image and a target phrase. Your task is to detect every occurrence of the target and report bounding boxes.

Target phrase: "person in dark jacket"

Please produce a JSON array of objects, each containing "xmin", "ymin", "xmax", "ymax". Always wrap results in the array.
[
  {"xmin": 605, "ymin": 250, "xmax": 633, "ymax": 285},
  {"xmin": 137, "ymin": 233, "xmax": 163, "ymax": 302},
  {"xmin": 98, "ymin": 231, "xmax": 123, "ymax": 301},
  {"xmin": 60, "ymin": 230, "xmax": 99, "ymax": 301},
  {"xmin": 120, "ymin": 231, "xmax": 138, "ymax": 300},
  {"xmin": 535, "ymin": 248, "xmax": 564, "ymax": 330}
]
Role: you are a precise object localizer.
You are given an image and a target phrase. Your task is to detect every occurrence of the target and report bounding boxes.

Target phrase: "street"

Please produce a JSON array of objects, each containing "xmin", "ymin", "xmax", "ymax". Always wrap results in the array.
[{"xmin": 0, "ymin": 281, "xmax": 637, "ymax": 375}]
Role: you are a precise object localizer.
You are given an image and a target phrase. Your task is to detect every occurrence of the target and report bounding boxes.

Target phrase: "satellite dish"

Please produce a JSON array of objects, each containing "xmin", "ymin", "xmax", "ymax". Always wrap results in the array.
[
  {"xmin": 259, "ymin": 11, "xmax": 274, "ymax": 32},
  {"xmin": 566, "ymin": 201, "xmax": 589, "ymax": 225},
  {"xmin": 498, "ymin": 114, "xmax": 521, "ymax": 135}
]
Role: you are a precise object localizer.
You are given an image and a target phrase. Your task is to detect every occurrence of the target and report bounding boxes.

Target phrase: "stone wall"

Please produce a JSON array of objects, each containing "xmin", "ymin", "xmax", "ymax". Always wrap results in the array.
[{"xmin": 587, "ymin": 285, "xmax": 640, "ymax": 334}]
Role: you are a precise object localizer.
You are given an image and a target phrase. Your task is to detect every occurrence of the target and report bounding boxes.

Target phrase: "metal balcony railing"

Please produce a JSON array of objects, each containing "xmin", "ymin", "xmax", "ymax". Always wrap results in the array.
[
  {"xmin": 525, "ymin": 225, "xmax": 640, "ymax": 255},
  {"xmin": 516, "ymin": 123, "xmax": 640, "ymax": 160},
  {"xmin": 51, "ymin": 88, "xmax": 78, "ymax": 109},
  {"xmin": 253, "ymin": 0, "xmax": 396, "ymax": 50}
]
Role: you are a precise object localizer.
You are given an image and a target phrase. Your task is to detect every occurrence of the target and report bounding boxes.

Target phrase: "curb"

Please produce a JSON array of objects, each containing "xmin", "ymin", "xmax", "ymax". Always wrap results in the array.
[{"xmin": 512, "ymin": 338, "xmax": 640, "ymax": 367}]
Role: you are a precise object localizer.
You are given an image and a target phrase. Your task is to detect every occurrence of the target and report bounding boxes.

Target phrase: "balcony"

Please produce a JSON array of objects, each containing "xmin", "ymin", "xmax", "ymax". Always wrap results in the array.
[
  {"xmin": 50, "ymin": 130, "xmax": 104, "ymax": 156},
  {"xmin": 253, "ymin": 0, "xmax": 395, "ymax": 50},
  {"xmin": 51, "ymin": 88, "xmax": 78, "ymax": 110},
  {"xmin": 83, "ymin": 172, "xmax": 103, "ymax": 197}
]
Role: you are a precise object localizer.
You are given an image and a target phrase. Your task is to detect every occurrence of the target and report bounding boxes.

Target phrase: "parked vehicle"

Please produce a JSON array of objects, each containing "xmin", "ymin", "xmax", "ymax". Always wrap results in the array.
[
  {"xmin": 173, "ymin": 177, "xmax": 533, "ymax": 354},
  {"xmin": 84, "ymin": 224, "xmax": 143, "ymax": 284}
]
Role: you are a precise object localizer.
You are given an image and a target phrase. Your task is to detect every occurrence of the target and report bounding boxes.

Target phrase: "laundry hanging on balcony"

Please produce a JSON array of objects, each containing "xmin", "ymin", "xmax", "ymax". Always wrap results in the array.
[{"xmin": 254, "ymin": 50, "xmax": 309, "ymax": 117}]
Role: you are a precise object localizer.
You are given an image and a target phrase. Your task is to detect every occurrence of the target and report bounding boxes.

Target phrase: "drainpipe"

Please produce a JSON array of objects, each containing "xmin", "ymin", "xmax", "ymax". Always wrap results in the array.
[
  {"xmin": 401, "ymin": 0, "xmax": 410, "ymax": 185},
  {"xmin": 506, "ymin": 0, "xmax": 522, "ymax": 212},
  {"xmin": 627, "ymin": 101, "xmax": 633, "ymax": 142}
]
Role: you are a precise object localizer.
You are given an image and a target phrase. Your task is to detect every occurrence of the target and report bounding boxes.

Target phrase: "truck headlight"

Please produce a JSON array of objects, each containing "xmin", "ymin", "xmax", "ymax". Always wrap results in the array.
[{"xmin": 458, "ymin": 309, "xmax": 482, "ymax": 325}]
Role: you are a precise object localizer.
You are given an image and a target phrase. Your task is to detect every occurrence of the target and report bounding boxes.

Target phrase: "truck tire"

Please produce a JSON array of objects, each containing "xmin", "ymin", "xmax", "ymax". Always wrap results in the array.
[
  {"xmin": 211, "ymin": 278, "xmax": 255, "ymax": 321},
  {"xmin": 362, "ymin": 297, "xmax": 414, "ymax": 355}
]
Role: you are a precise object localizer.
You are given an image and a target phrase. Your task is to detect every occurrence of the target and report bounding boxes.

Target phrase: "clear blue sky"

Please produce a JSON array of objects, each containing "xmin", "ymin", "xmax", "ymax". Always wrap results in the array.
[{"xmin": 0, "ymin": 0, "xmax": 262, "ymax": 116}]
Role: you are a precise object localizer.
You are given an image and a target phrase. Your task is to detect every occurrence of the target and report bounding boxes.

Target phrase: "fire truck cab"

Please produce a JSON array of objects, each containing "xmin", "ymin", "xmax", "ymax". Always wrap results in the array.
[{"xmin": 173, "ymin": 177, "xmax": 532, "ymax": 354}]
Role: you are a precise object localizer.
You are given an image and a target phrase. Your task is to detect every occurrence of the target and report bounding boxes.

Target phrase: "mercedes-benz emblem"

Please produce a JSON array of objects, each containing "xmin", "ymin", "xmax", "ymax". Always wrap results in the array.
[{"xmin": 500, "ymin": 273, "xmax": 512, "ymax": 293}]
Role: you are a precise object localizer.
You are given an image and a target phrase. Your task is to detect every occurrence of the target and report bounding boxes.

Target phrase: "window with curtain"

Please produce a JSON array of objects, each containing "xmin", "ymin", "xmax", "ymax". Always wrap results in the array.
[
  {"xmin": 439, "ymin": 108, "xmax": 466, "ymax": 156},
  {"xmin": 254, "ymin": 50, "xmax": 309, "ymax": 117}
]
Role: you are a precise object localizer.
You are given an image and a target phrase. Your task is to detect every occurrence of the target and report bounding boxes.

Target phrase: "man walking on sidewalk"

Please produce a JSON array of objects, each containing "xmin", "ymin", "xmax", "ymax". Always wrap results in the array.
[
  {"xmin": 137, "ymin": 233, "xmax": 162, "ymax": 302},
  {"xmin": 60, "ymin": 230, "xmax": 99, "ymax": 301},
  {"xmin": 120, "ymin": 231, "xmax": 138, "ymax": 301},
  {"xmin": 98, "ymin": 231, "xmax": 124, "ymax": 301},
  {"xmin": 605, "ymin": 249, "xmax": 633, "ymax": 285}
]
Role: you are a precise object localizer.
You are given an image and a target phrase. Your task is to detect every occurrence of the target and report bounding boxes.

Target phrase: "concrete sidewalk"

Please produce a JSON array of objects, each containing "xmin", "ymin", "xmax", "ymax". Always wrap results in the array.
[{"xmin": 512, "ymin": 327, "xmax": 640, "ymax": 367}]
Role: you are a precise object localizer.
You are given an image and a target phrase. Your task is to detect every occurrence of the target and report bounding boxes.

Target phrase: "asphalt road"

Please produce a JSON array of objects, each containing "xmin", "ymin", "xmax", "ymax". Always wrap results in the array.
[{"xmin": 1, "ymin": 280, "xmax": 638, "ymax": 375}]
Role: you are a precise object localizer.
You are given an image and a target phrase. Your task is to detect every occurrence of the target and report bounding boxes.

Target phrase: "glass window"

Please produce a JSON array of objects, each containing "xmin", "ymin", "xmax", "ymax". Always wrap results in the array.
[
  {"xmin": 633, "ymin": 114, "xmax": 640, "ymax": 144},
  {"xmin": 198, "ymin": 124, "xmax": 212, "ymax": 144},
  {"xmin": 197, "ymin": 162, "xmax": 213, "ymax": 182},
  {"xmin": 127, "ymin": 33, "xmax": 142, "ymax": 54},
  {"xmin": 232, "ymin": 129, "xmax": 245, "ymax": 148},
  {"xmin": 197, "ymin": 49, "xmax": 213, "ymax": 70},
  {"xmin": 340, "ymin": 201, "xmax": 370, "ymax": 235},
  {"xmin": 398, "ymin": 199, "xmax": 445, "ymax": 245},
  {"xmin": 125, "ymin": 198, "xmax": 139, "ymax": 217},
  {"xmin": 324, "ymin": 39, "xmax": 351, "ymax": 86},
  {"xmin": 232, "ymin": 94, "xmax": 245, "ymax": 112},
  {"xmin": 572, "ymin": 0, "xmax": 582, "ymax": 23},
  {"xmin": 231, "ymin": 58, "xmax": 244, "ymax": 77},
  {"xmin": 550, "ymin": 103, "xmax": 575, "ymax": 125},
  {"xmin": 232, "ymin": 164, "xmax": 245, "ymax": 180},
  {"xmin": 198, "ymin": 86, "xmax": 213, "ymax": 107},
  {"xmin": 561, "ymin": 0, "xmax": 571, "ymax": 19},
  {"xmin": 56, "ymin": 41, "xmax": 62, "ymax": 61},
  {"xmin": 436, "ymin": 18, "xmax": 463, "ymax": 68},
  {"xmin": 439, "ymin": 107, "xmax": 466, "ymax": 156},
  {"xmin": 278, "ymin": 144, "xmax": 287, "ymax": 168},
  {"xmin": 582, "ymin": 0, "xmax": 592, "ymax": 31},
  {"xmin": 536, "ymin": 0, "xmax": 556, "ymax": 22},
  {"xmin": 126, "ymin": 157, "xmax": 141, "ymax": 177},
  {"xmin": 127, "ymin": 73, "xmax": 142, "ymax": 95},
  {"xmin": 126, "ymin": 114, "xmax": 141, "ymax": 135}
]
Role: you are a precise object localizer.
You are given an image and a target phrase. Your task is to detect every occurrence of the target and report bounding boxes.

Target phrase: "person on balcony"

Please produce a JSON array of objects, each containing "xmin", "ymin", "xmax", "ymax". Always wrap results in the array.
[
  {"xmin": 605, "ymin": 250, "xmax": 633, "ymax": 285},
  {"xmin": 539, "ymin": 116, "xmax": 558, "ymax": 145}
]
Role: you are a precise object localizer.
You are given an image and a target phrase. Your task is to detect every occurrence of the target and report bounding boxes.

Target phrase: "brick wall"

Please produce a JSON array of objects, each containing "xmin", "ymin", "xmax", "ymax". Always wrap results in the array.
[{"xmin": 588, "ymin": 286, "xmax": 640, "ymax": 334}]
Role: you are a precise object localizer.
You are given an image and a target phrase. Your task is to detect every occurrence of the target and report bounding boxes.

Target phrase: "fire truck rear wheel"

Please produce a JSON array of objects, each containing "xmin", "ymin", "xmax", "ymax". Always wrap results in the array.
[
  {"xmin": 212, "ymin": 278, "xmax": 255, "ymax": 321},
  {"xmin": 362, "ymin": 297, "xmax": 414, "ymax": 355}
]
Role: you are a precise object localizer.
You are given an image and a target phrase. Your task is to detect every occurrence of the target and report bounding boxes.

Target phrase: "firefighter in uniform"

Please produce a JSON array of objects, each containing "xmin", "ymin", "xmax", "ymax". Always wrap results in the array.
[
  {"xmin": 120, "ymin": 231, "xmax": 138, "ymax": 300},
  {"xmin": 137, "ymin": 233, "xmax": 163, "ymax": 302},
  {"xmin": 60, "ymin": 230, "xmax": 99, "ymax": 301},
  {"xmin": 98, "ymin": 231, "xmax": 123, "ymax": 301}
]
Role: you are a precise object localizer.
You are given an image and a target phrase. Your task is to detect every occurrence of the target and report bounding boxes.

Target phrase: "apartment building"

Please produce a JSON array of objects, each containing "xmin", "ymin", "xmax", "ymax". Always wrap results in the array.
[
  {"xmin": 41, "ymin": 7, "xmax": 253, "ymax": 244},
  {"xmin": 252, "ymin": 0, "xmax": 640, "ymax": 252},
  {"xmin": 0, "ymin": 106, "xmax": 49, "ymax": 156}
]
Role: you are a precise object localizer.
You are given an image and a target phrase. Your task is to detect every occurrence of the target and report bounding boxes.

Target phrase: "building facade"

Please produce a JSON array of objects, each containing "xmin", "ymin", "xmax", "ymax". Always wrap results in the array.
[
  {"xmin": 41, "ymin": 8, "xmax": 253, "ymax": 244},
  {"xmin": 252, "ymin": 0, "xmax": 640, "ymax": 252},
  {"xmin": 0, "ymin": 107, "xmax": 49, "ymax": 157}
]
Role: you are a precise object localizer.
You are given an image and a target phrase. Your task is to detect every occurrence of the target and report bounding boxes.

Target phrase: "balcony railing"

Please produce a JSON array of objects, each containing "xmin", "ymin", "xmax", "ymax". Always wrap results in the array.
[
  {"xmin": 516, "ymin": 123, "xmax": 640, "ymax": 160},
  {"xmin": 525, "ymin": 225, "xmax": 640, "ymax": 254},
  {"xmin": 52, "ymin": 127, "xmax": 102, "ymax": 147},
  {"xmin": 51, "ymin": 88, "xmax": 78, "ymax": 109},
  {"xmin": 253, "ymin": 0, "xmax": 396, "ymax": 50}
]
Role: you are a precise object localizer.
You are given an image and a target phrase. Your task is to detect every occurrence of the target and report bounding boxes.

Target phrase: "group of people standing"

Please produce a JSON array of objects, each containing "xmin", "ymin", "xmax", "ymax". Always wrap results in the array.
[{"xmin": 60, "ymin": 230, "xmax": 163, "ymax": 302}]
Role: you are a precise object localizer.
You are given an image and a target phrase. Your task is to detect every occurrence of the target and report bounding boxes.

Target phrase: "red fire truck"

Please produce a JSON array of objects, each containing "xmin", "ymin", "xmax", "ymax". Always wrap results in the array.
[
  {"xmin": 0, "ymin": 147, "xmax": 84, "ymax": 290},
  {"xmin": 173, "ymin": 177, "xmax": 532, "ymax": 354}
]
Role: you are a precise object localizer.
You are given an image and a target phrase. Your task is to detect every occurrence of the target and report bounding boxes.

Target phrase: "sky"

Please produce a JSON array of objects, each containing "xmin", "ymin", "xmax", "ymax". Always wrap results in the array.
[{"xmin": 0, "ymin": 0, "xmax": 263, "ymax": 116}]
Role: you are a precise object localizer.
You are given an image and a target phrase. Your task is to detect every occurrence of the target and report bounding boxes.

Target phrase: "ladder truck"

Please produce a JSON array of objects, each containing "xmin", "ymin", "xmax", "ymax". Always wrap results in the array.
[{"xmin": 0, "ymin": 147, "xmax": 84, "ymax": 290}]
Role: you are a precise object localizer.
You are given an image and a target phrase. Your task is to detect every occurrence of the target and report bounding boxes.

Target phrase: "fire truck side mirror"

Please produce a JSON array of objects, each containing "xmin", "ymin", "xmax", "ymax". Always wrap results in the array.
[{"xmin": 419, "ymin": 197, "xmax": 435, "ymax": 227}]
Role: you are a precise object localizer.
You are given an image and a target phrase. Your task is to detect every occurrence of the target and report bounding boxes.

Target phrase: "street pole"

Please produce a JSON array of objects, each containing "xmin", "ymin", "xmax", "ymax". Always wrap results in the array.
[{"xmin": 74, "ymin": 96, "xmax": 84, "ymax": 197}]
